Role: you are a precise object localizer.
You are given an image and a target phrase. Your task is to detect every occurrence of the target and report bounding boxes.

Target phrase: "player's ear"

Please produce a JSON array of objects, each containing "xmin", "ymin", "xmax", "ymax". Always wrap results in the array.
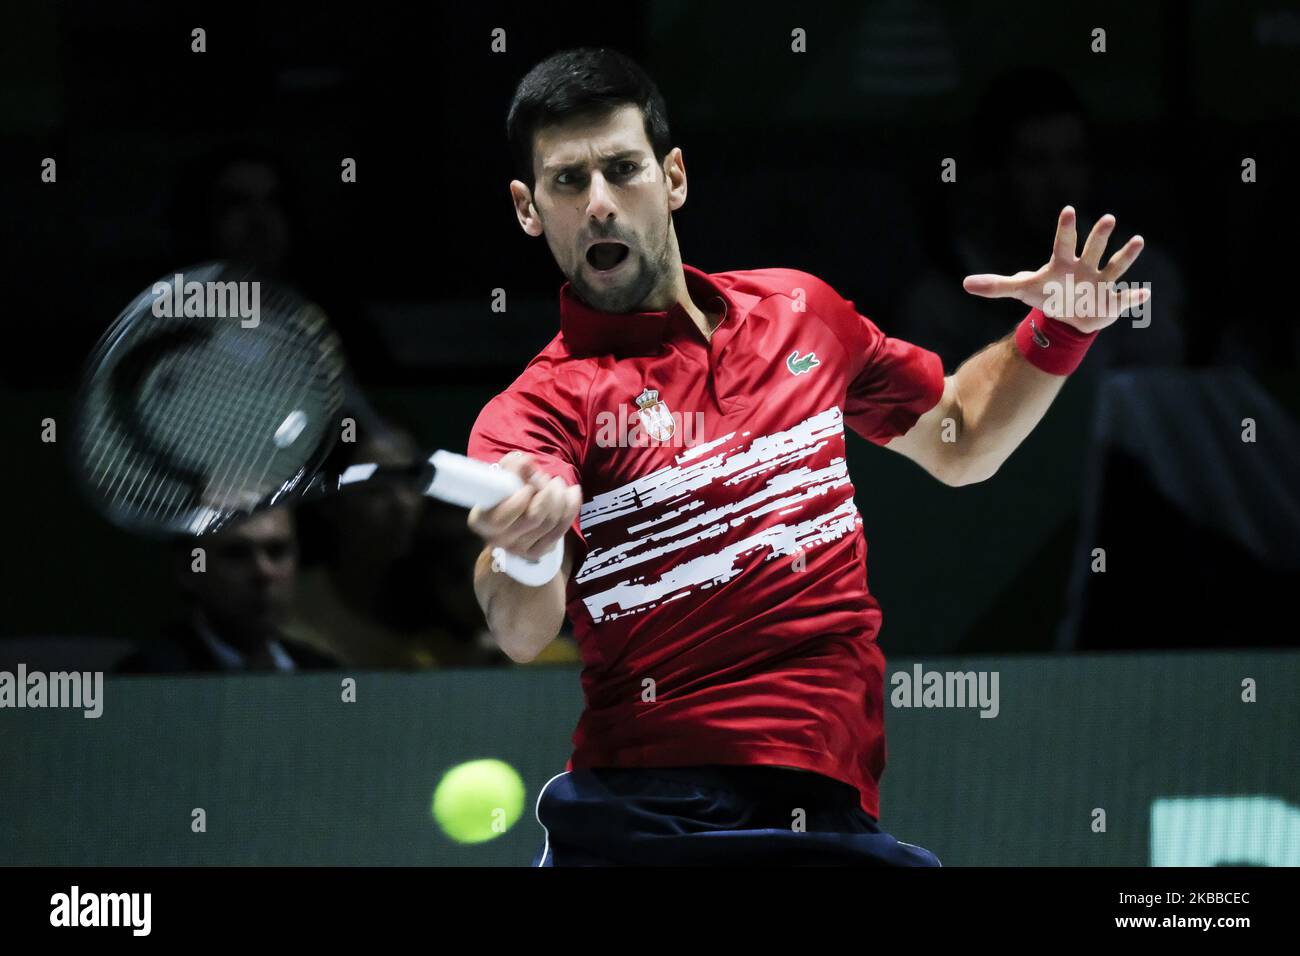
[
  {"xmin": 510, "ymin": 180, "xmax": 544, "ymax": 237},
  {"xmin": 664, "ymin": 148, "xmax": 687, "ymax": 212}
]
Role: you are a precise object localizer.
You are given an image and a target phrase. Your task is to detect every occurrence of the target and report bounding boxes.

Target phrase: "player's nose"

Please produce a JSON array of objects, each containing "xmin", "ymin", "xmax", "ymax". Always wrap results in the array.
[{"xmin": 585, "ymin": 173, "xmax": 618, "ymax": 222}]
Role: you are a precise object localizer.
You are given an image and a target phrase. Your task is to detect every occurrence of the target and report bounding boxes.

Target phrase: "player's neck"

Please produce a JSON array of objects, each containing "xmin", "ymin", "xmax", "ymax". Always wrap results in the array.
[
  {"xmin": 666, "ymin": 233, "xmax": 722, "ymax": 341},
  {"xmin": 661, "ymin": 264, "xmax": 722, "ymax": 341},
  {"xmin": 682, "ymin": 298, "xmax": 724, "ymax": 342}
]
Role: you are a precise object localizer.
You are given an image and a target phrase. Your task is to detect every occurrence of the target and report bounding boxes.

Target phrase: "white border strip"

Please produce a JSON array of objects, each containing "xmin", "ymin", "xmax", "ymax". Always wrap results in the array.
[{"xmin": 533, "ymin": 770, "xmax": 569, "ymax": 867}]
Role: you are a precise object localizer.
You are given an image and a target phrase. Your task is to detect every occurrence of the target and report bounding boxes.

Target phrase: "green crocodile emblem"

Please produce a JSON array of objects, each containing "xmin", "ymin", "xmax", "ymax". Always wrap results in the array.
[{"xmin": 786, "ymin": 349, "xmax": 821, "ymax": 376}]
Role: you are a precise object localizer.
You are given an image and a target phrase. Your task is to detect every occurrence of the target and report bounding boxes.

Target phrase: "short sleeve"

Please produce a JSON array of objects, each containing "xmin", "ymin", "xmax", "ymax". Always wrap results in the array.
[
  {"xmin": 468, "ymin": 394, "xmax": 580, "ymax": 485},
  {"xmin": 845, "ymin": 318, "xmax": 946, "ymax": 445},
  {"xmin": 803, "ymin": 274, "xmax": 945, "ymax": 445}
]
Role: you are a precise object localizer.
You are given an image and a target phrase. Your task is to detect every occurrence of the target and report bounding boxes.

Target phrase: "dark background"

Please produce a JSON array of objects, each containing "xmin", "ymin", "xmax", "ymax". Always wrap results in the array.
[{"xmin": 1, "ymin": 0, "xmax": 1297, "ymax": 657}]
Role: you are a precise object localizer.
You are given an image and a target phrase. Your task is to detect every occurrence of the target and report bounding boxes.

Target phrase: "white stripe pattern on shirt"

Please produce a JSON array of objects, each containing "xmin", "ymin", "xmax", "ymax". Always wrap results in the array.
[{"xmin": 576, "ymin": 406, "xmax": 861, "ymax": 622}]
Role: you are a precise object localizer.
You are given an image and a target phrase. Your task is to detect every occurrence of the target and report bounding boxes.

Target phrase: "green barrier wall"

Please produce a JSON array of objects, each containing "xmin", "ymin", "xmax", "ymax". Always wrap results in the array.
[{"xmin": 2, "ymin": 651, "xmax": 1296, "ymax": 866}]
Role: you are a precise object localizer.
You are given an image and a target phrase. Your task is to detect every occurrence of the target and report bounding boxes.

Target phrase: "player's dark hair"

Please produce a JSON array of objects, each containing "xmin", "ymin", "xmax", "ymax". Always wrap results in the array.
[{"xmin": 506, "ymin": 48, "xmax": 673, "ymax": 191}]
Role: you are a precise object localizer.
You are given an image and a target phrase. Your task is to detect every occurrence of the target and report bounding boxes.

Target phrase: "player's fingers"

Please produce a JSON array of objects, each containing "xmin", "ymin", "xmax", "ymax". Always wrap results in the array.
[
  {"xmin": 563, "ymin": 483, "xmax": 583, "ymax": 523},
  {"xmin": 962, "ymin": 273, "xmax": 1020, "ymax": 299},
  {"xmin": 468, "ymin": 484, "xmax": 535, "ymax": 540},
  {"xmin": 518, "ymin": 536, "xmax": 564, "ymax": 563},
  {"xmin": 1115, "ymin": 285, "xmax": 1151, "ymax": 314},
  {"xmin": 514, "ymin": 476, "xmax": 572, "ymax": 557},
  {"xmin": 1101, "ymin": 234, "xmax": 1145, "ymax": 282},
  {"xmin": 524, "ymin": 527, "xmax": 569, "ymax": 561},
  {"xmin": 496, "ymin": 450, "xmax": 538, "ymax": 485},
  {"xmin": 496, "ymin": 508, "xmax": 549, "ymax": 552},
  {"xmin": 1052, "ymin": 205, "xmax": 1078, "ymax": 261},
  {"xmin": 1080, "ymin": 213, "xmax": 1116, "ymax": 270},
  {"xmin": 467, "ymin": 486, "xmax": 522, "ymax": 538},
  {"xmin": 495, "ymin": 476, "xmax": 569, "ymax": 553},
  {"xmin": 522, "ymin": 483, "xmax": 583, "ymax": 559}
]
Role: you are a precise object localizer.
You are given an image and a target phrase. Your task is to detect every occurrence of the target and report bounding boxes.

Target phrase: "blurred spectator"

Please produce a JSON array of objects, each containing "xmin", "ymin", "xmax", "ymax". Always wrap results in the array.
[
  {"xmin": 413, "ymin": 499, "xmax": 583, "ymax": 667},
  {"xmin": 293, "ymin": 427, "xmax": 580, "ymax": 668},
  {"xmin": 118, "ymin": 509, "xmax": 338, "ymax": 673},
  {"xmin": 171, "ymin": 143, "xmax": 298, "ymax": 280},
  {"xmin": 170, "ymin": 143, "xmax": 393, "ymax": 419},
  {"xmin": 898, "ymin": 69, "xmax": 1186, "ymax": 378},
  {"xmin": 295, "ymin": 429, "xmax": 569, "ymax": 671}
]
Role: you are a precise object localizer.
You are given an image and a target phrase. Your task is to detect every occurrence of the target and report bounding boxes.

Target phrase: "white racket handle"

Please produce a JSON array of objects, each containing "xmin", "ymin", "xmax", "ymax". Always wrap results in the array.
[
  {"xmin": 490, "ymin": 542, "xmax": 565, "ymax": 587},
  {"xmin": 425, "ymin": 451, "xmax": 566, "ymax": 587},
  {"xmin": 426, "ymin": 450, "xmax": 521, "ymax": 508}
]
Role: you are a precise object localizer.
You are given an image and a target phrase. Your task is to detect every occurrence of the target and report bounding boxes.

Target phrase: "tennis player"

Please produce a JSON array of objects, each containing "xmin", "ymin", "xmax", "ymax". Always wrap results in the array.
[{"xmin": 467, "ymin": 49, "xmax": 1147, "ymax": 866}]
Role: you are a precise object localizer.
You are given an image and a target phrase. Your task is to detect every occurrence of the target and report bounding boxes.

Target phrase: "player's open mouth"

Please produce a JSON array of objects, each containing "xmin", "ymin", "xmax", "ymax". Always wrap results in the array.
[{"xmin": 586, "ymin": 242, "xmax": 630, "ymax": 272}]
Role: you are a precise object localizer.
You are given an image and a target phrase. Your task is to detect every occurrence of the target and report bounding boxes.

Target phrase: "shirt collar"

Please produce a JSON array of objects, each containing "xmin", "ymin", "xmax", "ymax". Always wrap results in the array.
[{"xmin": 559, "ymin": 264, "xmax": 736, "ymax": 357}]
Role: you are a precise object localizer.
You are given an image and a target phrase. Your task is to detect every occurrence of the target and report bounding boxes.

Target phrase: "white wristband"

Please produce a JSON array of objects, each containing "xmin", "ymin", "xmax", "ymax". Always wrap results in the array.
[{"xmin": 492, "ymin": 537, "xmax": 565, "ymax": 587}]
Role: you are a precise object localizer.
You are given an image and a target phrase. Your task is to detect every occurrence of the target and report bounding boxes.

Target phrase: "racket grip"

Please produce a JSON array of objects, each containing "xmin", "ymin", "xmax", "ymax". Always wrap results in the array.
[
  {"xmin": 426, "ymin": 451, "xmax": 522, "ymax": 508},
  {"xmin": 426, "ymin": 451, "xmax": 566, "ymax": 587},
  {"xmin": 492, "ymin": 540, "xmax": 565, "ymax": 587}
]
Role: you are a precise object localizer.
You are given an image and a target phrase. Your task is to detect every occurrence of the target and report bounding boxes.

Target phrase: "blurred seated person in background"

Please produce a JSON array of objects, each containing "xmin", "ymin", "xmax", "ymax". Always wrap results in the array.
[
  {"xmin": 171, "ymin": 143, "xmax": 393, "ymax": 419},
  {"xmin": 418, "ymin": 496, "xmax": 582, "ymax": 667},
  {"xmin": 118, "ymin": 508, "xmax": 339, "ymax": 674},
  {"xmin": 294, "ymin": 426, "xmax": 581, "ymax": 668},
  {"xmin": 172, "ymin": 143, "xmax": 295, "ymax": 280},
  {"xmin": 898, "ymin": 68, "xmax": 1186, "ymax": 377}
]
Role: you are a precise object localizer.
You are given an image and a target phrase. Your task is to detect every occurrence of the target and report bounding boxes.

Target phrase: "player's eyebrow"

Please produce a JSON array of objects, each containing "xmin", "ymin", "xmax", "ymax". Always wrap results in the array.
[{"xmin": 542, "ymin": 150, "xmax": 646, "ymax": 175}]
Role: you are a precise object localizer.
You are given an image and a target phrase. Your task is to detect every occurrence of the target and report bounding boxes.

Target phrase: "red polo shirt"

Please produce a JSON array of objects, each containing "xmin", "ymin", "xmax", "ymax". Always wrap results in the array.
[{"xmin": 468, "ymin": 264, "xmax": 945, "ymax": 818}]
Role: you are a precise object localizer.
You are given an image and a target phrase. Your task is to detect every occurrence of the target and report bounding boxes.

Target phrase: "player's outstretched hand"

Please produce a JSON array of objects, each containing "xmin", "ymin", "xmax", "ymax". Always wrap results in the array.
[
  {"xmin": 467, "ymin": 451, "xmax": 582, "ymax": 562},
  {"xmin": 961, "ymin": 205, "xmax": 1149, "ymax": 333}
]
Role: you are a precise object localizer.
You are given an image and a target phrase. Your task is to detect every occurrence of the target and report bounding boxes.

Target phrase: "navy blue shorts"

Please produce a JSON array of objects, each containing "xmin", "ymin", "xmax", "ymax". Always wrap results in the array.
[{"xmin": 532, "ymin": 765, "xmax": 941, "ymax": 866}]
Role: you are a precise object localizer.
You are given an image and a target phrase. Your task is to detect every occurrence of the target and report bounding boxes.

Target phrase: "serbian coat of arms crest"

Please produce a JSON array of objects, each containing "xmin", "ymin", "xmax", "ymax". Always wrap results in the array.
[{"xmin": 634, "ymin": 387, "xmax": 675, "ymax": 442}]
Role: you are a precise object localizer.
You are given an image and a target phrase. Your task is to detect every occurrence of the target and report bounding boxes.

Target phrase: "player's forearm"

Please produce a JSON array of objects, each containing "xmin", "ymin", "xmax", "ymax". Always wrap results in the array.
[
  {"xmin": 473, "ymin": 545, "xmax": 568, "ymax": 663},
  {"xmin": 945, "ymin": 333, "xmax": 1067, "ymax": 484}
]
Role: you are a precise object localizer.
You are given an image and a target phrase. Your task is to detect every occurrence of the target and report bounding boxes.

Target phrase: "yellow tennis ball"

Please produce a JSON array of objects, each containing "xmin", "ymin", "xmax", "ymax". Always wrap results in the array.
[{"xmin": 431, "ymin": 759, "xmax": 526, "ymax": 844}]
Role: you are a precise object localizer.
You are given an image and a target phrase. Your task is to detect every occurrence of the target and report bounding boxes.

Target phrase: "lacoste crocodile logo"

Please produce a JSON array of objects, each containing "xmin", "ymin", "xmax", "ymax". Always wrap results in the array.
[{"xmin": 786, "ymin": 350, "xmax": 821, "ymax": 375}]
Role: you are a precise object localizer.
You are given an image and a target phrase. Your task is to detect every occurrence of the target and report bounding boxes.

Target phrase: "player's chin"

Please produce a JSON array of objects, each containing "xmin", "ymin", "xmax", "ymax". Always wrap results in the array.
[{"xmin": 575, "ymin": 257, "xmax": 645, "ymax": 310}]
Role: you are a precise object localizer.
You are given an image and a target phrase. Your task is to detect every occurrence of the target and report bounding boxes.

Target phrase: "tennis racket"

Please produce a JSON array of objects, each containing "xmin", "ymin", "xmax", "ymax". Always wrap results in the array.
[{"xmin": 71, "ymin": 262, "xmax": 563, "ymax": 585}]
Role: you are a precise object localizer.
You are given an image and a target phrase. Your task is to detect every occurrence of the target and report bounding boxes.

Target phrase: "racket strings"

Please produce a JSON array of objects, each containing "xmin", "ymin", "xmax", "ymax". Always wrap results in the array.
[
  {"xmin": 200, "ymin": 316, "xmax": 320, "ymax": 516},
  {"xmin": 143, "ymin": 323, "xmax": 271, "ymax": 526},
  {"xmin": 75, "ymin": 268, "xmax": 345, "ymax": 534},
  {"xmin": 151, "ymin": 319, "xmax": 325, "ymax": 522},
  {"xmin": 245, "ymin": 326, "xmax": 327, "ymax": 509},
  {"xmin": 109, "ymin": 320, "xmax": 280, "ymax": 517}
]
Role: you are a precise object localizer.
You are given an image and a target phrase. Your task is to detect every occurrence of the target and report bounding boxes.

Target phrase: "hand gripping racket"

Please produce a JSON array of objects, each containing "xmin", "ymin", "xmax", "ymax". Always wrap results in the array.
[{"xmin": 71, "ymin": 262, "xmax": 564, "ymax": 586}]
